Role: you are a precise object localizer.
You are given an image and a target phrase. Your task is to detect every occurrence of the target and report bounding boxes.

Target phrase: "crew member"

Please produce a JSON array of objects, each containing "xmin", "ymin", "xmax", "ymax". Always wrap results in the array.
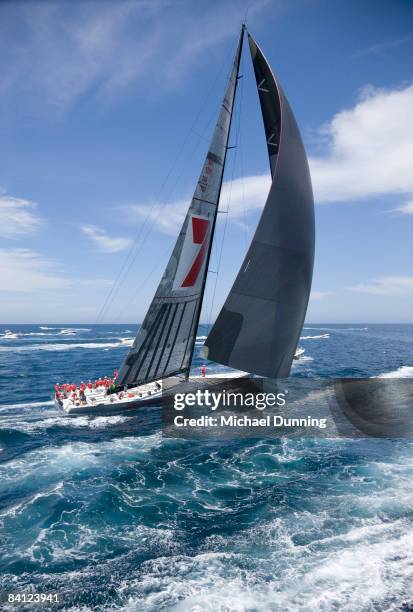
[{"xmin": 201, "ymin": 365, "xmax": 206, "ymax": 377}]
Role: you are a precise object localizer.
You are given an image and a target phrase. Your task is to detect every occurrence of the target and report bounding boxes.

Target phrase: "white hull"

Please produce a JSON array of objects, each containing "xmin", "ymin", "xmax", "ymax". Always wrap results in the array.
[
  {"xmin": 56, "ymin": 372, "xmax": 247, "ymax": 416},
  {"xmin": 56, "ymin": 381, "xmax": 163, "ymax": 415}
]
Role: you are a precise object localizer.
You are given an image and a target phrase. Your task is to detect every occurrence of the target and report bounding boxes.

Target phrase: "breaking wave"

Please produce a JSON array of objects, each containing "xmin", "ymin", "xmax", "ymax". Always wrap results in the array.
[
  {"xmin": 300, "ymin": 334, "xmax": 330, "ymax": 340},
  {"xmin": 0, "ymin": 339, "xmax": 133, "ymax": 353},
  {"xmin": 39, "ymin": 326, "xmax": 91, "ymax": 331},
  {"xmin": 376, "ymin": 365, "xmax": 413, "ymax": 378},
  {"xmin": 303, "ymin": 327, "xmax": 368, "ymax": 332},
  {"xmin": 0, "ymin": 400, "xmax": 54, "ymax": 413}
]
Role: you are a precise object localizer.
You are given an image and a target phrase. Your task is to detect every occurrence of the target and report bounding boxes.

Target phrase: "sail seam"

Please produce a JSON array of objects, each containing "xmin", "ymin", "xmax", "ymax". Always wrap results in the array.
[
  {"xmin": 153, "ymin": 302, "xmax": 179, "ymax": 378},
  {"xmin": 163, "ymin": 302, "xmax": 187, "ymax": 373},
  {"xmin": 132, "ymin": 305, "xmax": 169, "ymax": 384},
  {"xmin": 145, "ymin": 303, "xmax": 173, "ymax": 380},
  {"xmin": 181, "ymin": 301, "xmax": 199, "ymax": 373}
]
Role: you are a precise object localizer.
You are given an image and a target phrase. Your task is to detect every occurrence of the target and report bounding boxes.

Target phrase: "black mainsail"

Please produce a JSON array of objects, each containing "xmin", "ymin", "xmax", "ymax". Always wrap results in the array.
[
  {"xmin": 203, "ymin": 32, "xmax": 315, "ymax": 378},
  {"xmin": 115, "ymin": 29, "xmax": 244, "ymax": 389}
]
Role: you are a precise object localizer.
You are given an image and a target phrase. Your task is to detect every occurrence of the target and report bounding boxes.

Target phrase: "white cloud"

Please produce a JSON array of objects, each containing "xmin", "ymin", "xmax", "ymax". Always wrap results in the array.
[
  {"xmin": 0, "ymin": 248, "xmax": 113, "ymax": 321},
  {"xmin": 81, "ymin": 224, "xmax": 132, "ymax": 253},
  {"xmin": 393, "ymin": 200, "xmax": 413, "ymax": 215},
  {"xmin": 0, "ymin": 248, "xmax": 68, "ymax": 292},
  {"xmin": 349, "ymin": 276, "xmax": 413, "ymax": 296},
  {"xmin": 163, "ymin": 0, "xmax": 271, "ymax": 84},
  {"xmin": 354, "ymin": 35, "xmax": 412, "ymax": 57},
  {"xmin": 0, "ymin": 3, "xmax": 157, "ymax": 110},
  {"xmin": 0, "ymin": 1, "xmax": 269, "ymax": 112},
  {"xmin": 310, "ymin": 291, "xmax": 332, "ymax": 300},
  {"xmin": 0, "ymin": 195, "xmax": 43, "ymax": 238},
  {"xmin": 123, "ymin": 83, "xmax": 413, "ymax": 236},
  {"xmin": 123, "ymin": 173, "xmax": 271, "ymax": 235},
  {"xmin": 309, "ymin": 84, "xmax": 413, "ymax": 206}
]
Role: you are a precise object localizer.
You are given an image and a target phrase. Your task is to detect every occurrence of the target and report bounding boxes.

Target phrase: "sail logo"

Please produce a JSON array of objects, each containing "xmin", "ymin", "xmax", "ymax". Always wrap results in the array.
[
  {"xmin": 173, "ymin": 215, "xmax": 210, "ymax": 291},
  {"xmin": 199, "ymin": 157, "xmax": 214, "ymax": 193}
]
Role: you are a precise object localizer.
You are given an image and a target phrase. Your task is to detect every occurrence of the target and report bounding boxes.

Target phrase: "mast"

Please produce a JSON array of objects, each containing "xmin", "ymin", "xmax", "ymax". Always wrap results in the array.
[
  {"xmin": 184, "ymin": 24, "xmax": 245, "ymax": 379},
  {"xmin": 114, "ymin": 27, "xmax": 245, "ymax": 390},
  {"xmin": 203, "ymin": 30, "xmax": 315, "ymax": 379}
]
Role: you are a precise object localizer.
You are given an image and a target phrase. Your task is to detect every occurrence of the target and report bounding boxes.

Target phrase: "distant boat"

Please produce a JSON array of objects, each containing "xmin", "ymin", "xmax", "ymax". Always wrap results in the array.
[
  {"xmin": 56, "ymin": 25, "xmax": 314, "ymax": 415},
  {"xmin": 1, "ymin": 330, "xmax": 19, "ymax": 339},
  {"xmin": 294, "ymin": 348, "xmax": 305, "ymax": 360},
  {"xmin": 59, "ymin": 329, "xmax": 77, "ymax": 335}
]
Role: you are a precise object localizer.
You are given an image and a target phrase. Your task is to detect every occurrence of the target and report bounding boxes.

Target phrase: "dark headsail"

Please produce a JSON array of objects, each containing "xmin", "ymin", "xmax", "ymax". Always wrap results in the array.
[
  {"xmin": 115, "ymin": 28, "xmax": 244, "ymax": 389},
  {"xmin": 203, "ymin": 31, "xmax": 315, "ymax": 378}
]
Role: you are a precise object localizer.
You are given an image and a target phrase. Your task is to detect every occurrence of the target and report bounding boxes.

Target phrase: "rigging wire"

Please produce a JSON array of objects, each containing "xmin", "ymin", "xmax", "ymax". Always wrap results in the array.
[
  {"xmin": 238, "ymin": 82, "xmax": 249, "ymax": 251},
  {"xmin": 109, "ymin": 95, "xmax": 225, "ymax": 323},
  {"xmin": 113, "ymin": 241, "xmax": 172, "ymax": 323},
  {"xmin": 95, "ymin": 52, "xmax": 232, "ymax": 323},
  {"xmin": 205, "ymin": 55, "xmax": 245, "ymax": 331}
]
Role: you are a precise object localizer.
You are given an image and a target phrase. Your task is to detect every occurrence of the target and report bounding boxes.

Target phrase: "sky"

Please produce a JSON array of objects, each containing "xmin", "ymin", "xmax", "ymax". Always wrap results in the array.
[{"xmin": 1, "ymin": 0, "xmax": 412, "ymax": 324}]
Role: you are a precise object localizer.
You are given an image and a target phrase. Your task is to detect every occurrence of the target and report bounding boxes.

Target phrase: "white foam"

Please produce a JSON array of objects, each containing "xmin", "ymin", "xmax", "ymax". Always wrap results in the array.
[
  {"xmin": 10, "ymin": 414, "xmax": 133, "ymax": 432},
  {"xmin": 117, "ymin": 520, "xmax": 413, "ymax": 611},
  {"xmin": 376, "ymin": 365, "xmax": 413, "ymax": 378},
  {"xmin": 300, "ymin": 334, "xmax": 329, "ymax": 340},
  {"xmin": 119, "ymin": 337, "xmax": 133, "ymax": 345},
  {"xmin": 120, "ymin": 488, "xmax": 413, "ymax": 612},
  {"xmin": 0, "ymin": 338, "xmax": 133, "ymax": 353},
  {"xmin": 87, "ymin": 415, "xmax": 130, "ymax": 428},
  {"xmin": 303, "ymin": 327, "xmax": 368, "ymax": 332},
  {"xmin": 292, "ymin": 355, "xmax": 314, "ymax": 364},
  {"xmin": 39, "ymin": 326, "xmax": 91, "ymax": 331},
  {"xmin": 0, "ymin": 433, "xmax": 164, "ymax": 492},
  {"xmin": 0, "ymin": 400, "xmax": 54, "ymax": 411}
]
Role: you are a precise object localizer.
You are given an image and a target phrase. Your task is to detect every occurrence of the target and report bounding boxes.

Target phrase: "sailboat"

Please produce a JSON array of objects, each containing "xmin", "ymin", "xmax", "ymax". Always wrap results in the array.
[{"xmin": 55, "ymin": 25, "xmax": 315, "ymax": 416}]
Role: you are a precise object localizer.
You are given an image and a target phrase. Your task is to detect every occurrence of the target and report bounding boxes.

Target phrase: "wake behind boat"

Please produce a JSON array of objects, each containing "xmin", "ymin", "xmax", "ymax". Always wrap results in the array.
[{"xmin": 54, "ymin": 25, "xmax": 314, "ymax": 415}]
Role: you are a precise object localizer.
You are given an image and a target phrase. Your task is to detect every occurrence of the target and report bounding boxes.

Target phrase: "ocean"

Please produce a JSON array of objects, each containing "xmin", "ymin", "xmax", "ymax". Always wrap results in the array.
[{"xmin": 0, "ymin": 324, "xmax": 412, "ymax": 611}]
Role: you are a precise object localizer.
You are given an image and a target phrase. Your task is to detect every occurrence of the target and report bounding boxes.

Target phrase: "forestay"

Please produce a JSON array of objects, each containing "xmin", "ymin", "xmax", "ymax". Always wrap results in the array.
[
  {"xmin": 203, "ymin": 32, "xmax": 315, "ymax": 378},
  {"xmin": 116, "ymin": 29, "xmax": 244, "ymax": 389}
]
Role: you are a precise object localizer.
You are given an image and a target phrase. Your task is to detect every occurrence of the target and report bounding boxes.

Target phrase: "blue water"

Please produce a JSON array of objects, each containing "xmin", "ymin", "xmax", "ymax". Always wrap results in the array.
[{"xmin": 0, "ymin": 324, "xmax": 412, "ymax": 611}]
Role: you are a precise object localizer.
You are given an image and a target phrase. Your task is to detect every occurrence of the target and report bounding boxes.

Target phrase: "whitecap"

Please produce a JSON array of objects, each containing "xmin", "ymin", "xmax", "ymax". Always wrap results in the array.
[
  {"xmin": 300, "ymin": 334, "xmax": 329, "ymax": 340},
  {"xmin": 0, "ymin": 400, "xmax": 54, "ymax": 412},
  {"xmin": 376, "ymin": 365, "xmax": 413, "ymax": 378},
  {"xmin": 0, "ymin": 339, "xmax": 133, "ymax": 353}
]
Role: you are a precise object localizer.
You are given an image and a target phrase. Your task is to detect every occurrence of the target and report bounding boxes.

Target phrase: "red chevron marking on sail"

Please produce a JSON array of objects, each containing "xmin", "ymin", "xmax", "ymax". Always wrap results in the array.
[
  {"xmin": 191, "ymin": 217, "xmax": 209, "ymax": 244},
  {"xmin": 181, "ymin": 217, "xmax": 210, "ymax": 287}
]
